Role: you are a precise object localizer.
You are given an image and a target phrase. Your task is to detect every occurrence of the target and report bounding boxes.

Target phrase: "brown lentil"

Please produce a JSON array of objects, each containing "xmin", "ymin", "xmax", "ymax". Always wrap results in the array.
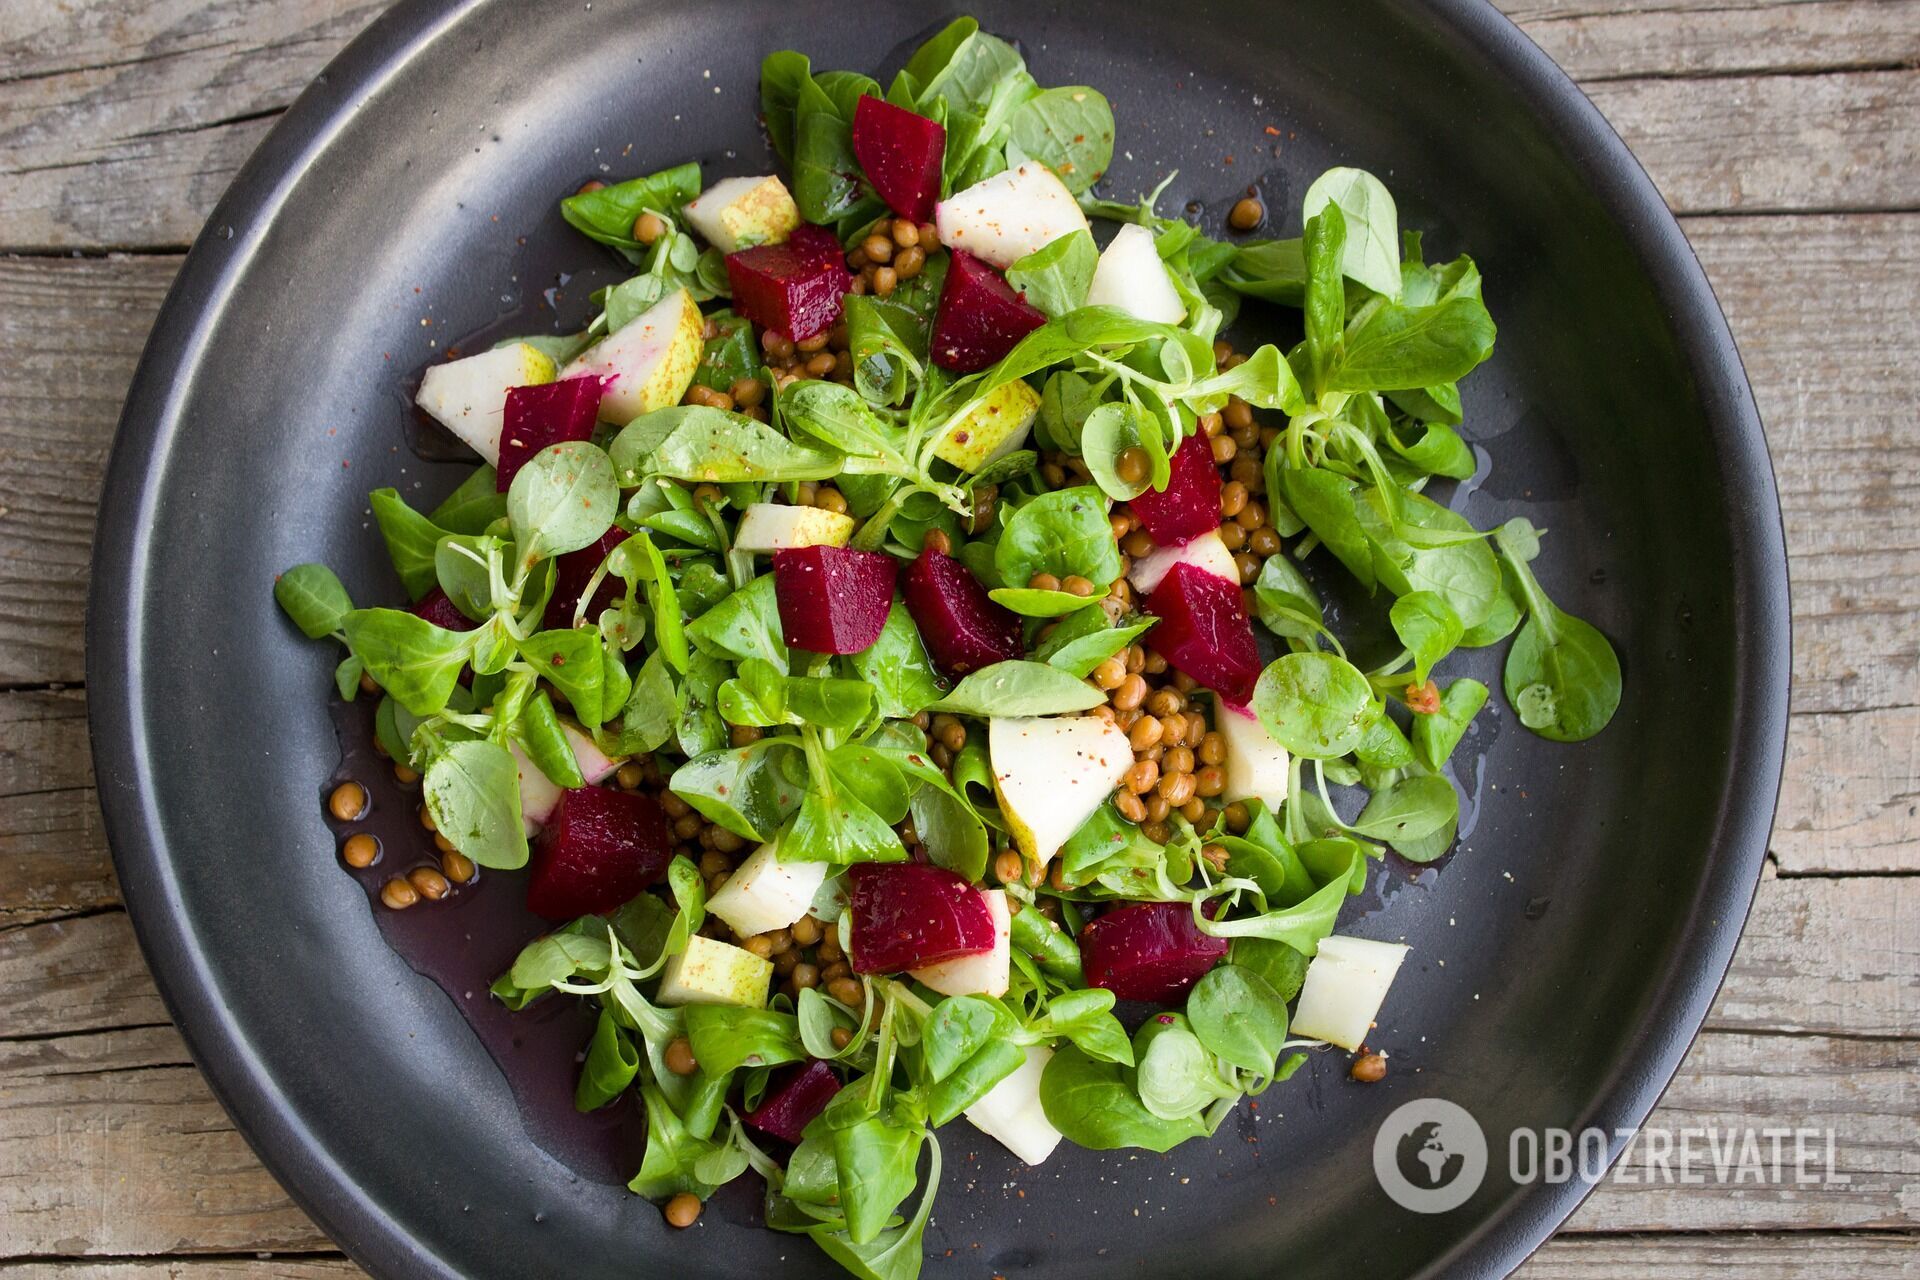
[
  {"xmin": 1201, "ymin": 843, "xmax": 1231, "ymax": 871},
  {"xmin": 664, "ymin": 1036, "xmax": 699, "ymax": 1076},
  {"xmin": 743, "ymin": 934, "xmax": 775, "ymax": 960},
  {"xmin": 1234, "ymin": 552, "xmax": 1261, "ymax": 585},
  {"xmin": 616, "ymin": 761, "xmax": 647, "ymax": 790},
  {"xmin": 1114, "ymin": 791, "xmax": 1148, "ymax": 822},
  {"xmin": 1223, "ymin": 398, "xmax": 1254, "ymax": 432},
  {"xmin": 408, "ymin": 866, "xmax": 451, "ymax": 901},
  {"xmin": 575, "ymin": 179, "xmax": 607, "ymax": 196},
  {"xmin": 341, "ymin": 833, "xmax": 380, "ymax": 868},
  {"xmin": 1123, "ymin": 758, "xmax": 1160, "ymax": 794},
  {"xmin": 1142, "ymin": 649, "xmax": 1169, "ymax": 675},
  {"xmin": 1062, "ymin": 574, "xmax": 1097, "ymax": 597},
  {"xmin": 1194, "ymin": 765, "xmax": 1227, "ymax": 798},
  {"xmin": 634, "ymin": 211, "xmax": 667, "ymax": 244},
  {"xmin": 1351, "ymin": 1052, "xmax": 1389, "ymax": 1083},
  {"xmin": 791, "ymin": 914, "xmax": 822, "ymax": 947},
  {"xmin": 1223, "ymin": 801, "xmax": 1252, "ymax": 833},
  {"xmin": 1112, "ymin": 674, "xmax": 1149, "ymax": 711},
  {"xmin": 893, "ymin": 245, "xmax": 926, "ymax": 278},
  {"xmin": 827, "ymin": 976, "xmax": 864, "ymax": 1007},
  {"xmin": 871, "ymin": 266, "xmax": 898, "ymax": 297},
  {"xmin": 1114, "ymin": 447, "xmax": 1150, "ymax": 487},
  {"xmin": 1028, "ymin": 571, "xmax": 1061, "ymax": 592},
  {"xmin": 830, "ymin": 1026, "xmax": 854, "ymax": 1050},
  {"xmin": 993, "ymin": 849, "xmax": 1024, "ymax": 885},
  {"xmin": 1199, "ymin": 732, "xmax": 1228, "ymax": 766},
  {"xmin": 1141, "ymin": 818, "xmax": 1172, "ymax": 844},
  {"xmin": 1220, "ymin": 522, "xmax": 1248, "ymax": 552},
  {"xmin": 1220, "ymin": 481, "xmax": 1250, "ymax": 519},
  {"xmin": 1249, "ymin": 527, "xmax": 1283, "ymax": 557},
  {"xmin": 1228, "ymin": 196, "xmax": 1265, "ymax": 230},
  {"xmin": 392, "ymin": 763, "xmax": 420, "ymax": 785},
  {"xmin": 664, "ymin": 1193, "xmax": 702, "ymax": 1229},
  {"xmin": 433, "ymin": 831, "xmax": 458, "ymax": 857},
  {"xmin": 1180, "ymin": 796, "xmax": 1209, "ymax": 824},
  {"xmin": 441, "ymin": 849, "xmax": 477, "ymax": 883},
  {"xmin": 380, "ymin": 877, "xmax": 419, "ymax": 910},
  {"xmin": 328, "ymin": 781, "xmax": 368, "ymax": 822}
]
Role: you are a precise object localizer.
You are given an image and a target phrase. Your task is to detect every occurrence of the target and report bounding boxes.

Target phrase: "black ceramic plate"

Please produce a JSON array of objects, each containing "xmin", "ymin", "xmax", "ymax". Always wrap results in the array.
[{"xmin": 88, "ymin": 1, "xmax": 1789, "ymax": 1276}]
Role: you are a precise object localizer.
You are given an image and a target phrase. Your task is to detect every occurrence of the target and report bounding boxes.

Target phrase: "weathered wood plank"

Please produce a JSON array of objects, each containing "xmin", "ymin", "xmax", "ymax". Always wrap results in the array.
[
  {"xmin": 1565, "ymin": 1031, "xmax": 1919, "ymax": 1232},
  {"xmin": 1773, "ymin": 709, "xmax": 1920, "ymax": 877},
  {"xmin": 1519, "ymin": 1232, "xmax": 1920, "ymax": 1279},
  {"xmin": 0, "ymin": 0, "xmax": 387, "ymax": 251},
  {"xmin": 0, "ymin": 1264, "xmax": 360, "ymax": 1279},
  {"xmin": 0, "ymin": 690, "xmax": 115, "ymax": 921},
  {"xmin": 0, "ymin": 911, "xmax": 170, "ymax": 1039},
  {"xmin": 0, "ymin": 1026, "xmax": 332, "ymax": 1257},
  {"xmin": 0, "ymin": 4, "xmax": 1915, "ymax": 249},
  {"xmin": 1512, "ymin": 0, "xmax": 1920, "ymax": 82}
]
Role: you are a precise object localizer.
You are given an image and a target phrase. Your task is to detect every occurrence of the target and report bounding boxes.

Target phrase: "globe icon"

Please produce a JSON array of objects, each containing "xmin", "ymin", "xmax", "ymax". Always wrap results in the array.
[{"xmin": 1395, "ymin": 1120, "xmax": 1466, "ymax": 1190}]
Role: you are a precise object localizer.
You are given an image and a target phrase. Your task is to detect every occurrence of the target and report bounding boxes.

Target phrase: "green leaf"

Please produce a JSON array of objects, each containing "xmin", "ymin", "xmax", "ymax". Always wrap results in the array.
[
  {"xmin": 517, "ymin": 689, "xmax": 586, "ymax": 790},
  {"xmin": 560, "ymin": 162, "xmax": 702, "ymax": 256},
  {"xmin": 1228, "ymin": 937, "xmax": 1308, "ymax": 1003},
  {"xmin": 1326, "ymin": 294, "xmax": 1497, "ymax": 393},
  {"xmin": 908, "ymin": 782, "xmax": 989, "ymax": 883},
  {"xmin": 987, "ymin": 586, "xmax": 1107, "ymax": 617},
  {"xmin": 1035, "ymin": 611, "xmax": 1155, "ymax": 678},
  {"xmin": 612, "ymin": 406, "xmax": 842, "ymax": 484},
  {"xmin": 1390, "ymin": 591, "xmax": 1464, "ymax": 685},
  {"xmin": 671, "ymin": 738, "xmax": 806, "ymax": 841},
  {"xmin": 793, "ymin": 72, "xmax": 883, "ymax": 227},
  {"xmin": 575, "ymin": 1008, "xmax": 640, "ymax": 1111},
  {"xmin": 1134, "ymin": 1019, "xmax": 1227, "ymax": 1121},
  {"xmin": 422, "ymin": 738, "xmax": 529, "ymax": 870},
  {"xmin": 806, "ymin": 1133, "xmax": 940, "ymax": 1280},
  {"xmin": 1495, "ymin": 520, "xmax": 1622, "ymax": 742},
  {"xmin": 428, "ymin": 465, "xmax": 509, "ymax": 535},
  {"xmin": 1302, "ymin": 205, "xmax": 1348, "ymax": 391},
  {"xmin": 1005, "ymin": 229, "xmax": 1097, "ymax": 316},
  {"xmin": 1352, "ymin": 774, "xmax": 1459, "ymax": 847},
  {"xmin": 368, "ymin": 488, "xmax": 447, "ymax": 600},
  {"xmin": 1039, "ymin": 1045, "xmax": 1209, "ymax": 1152},
  {"xmin": 1031, "ymin": 987, "xmax": 1132, "ymax": 1066},
  {"xmin": 274, "ymin": 563, "xmax": 353, "ymax": 638},
  {"xmin": 506, "ymin": 442, "xmax": 618, "ymax": 573},
  {"xmin": 521, "ymin": 628, "xmax": 609, "ymax": 727},
  {"xmin": 1302, "ymin": 166, "xmax": 1401, "ymax": 297},
  {"xmin": 925, "ymin": 1038, "xmax": 1024, "ymax": 1126},
  {"xmin": 1079, "ymin": 401, "xmax": 1167, "ymax": 502},
  {"xmin": 993, "ymin": 486, "xmax": 1122, "ymax": 593},
  {"xmin": 847, "ymin": 602, "xmax": 947, "ymax": 719},
  {"xmin": 831, "ymin": 1115, "xmax": 923, "ymax": 1245},
  {"xmin": 688, "ymin": 573, "xmax": 787, "ymax": 666},
  {"xmin": 1251, "ymin": 651, "xmax": 1374, "ymax": 759},
  {"xmin": 341, "ymin": 608, "xmax": 470, "ymax": 716},
  {"xmin": 1005, "ymin": 87, "xmax": 1113, "ymax": 193},
  {"xmin": 683, "ymin": 1004, "xmax": 805, "ymax": 1075},
  {"xmin": 1413, "ymin": 677, "xmax": 1489, "ymax": 770},
  {"xmin": 927, "ymin": 660, "xmax": 1106, "ymax": 717}
]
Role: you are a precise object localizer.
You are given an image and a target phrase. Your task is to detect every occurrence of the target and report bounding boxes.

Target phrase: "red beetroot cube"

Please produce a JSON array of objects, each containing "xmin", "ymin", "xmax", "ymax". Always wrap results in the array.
[
  {"xmin": 497, "ymin": 376, "xmax": 605, "ymax": 492},
  {"xmin": 727, "ymin": 224, "xmax": 851, "ymax": 343},
  {"xmin": 852, "ymin": 96, "xmax": 945, "ymax": 224},
  {"xmin": 541, "ymin": 527, "xmax": 629, "ymax": 632},
  {"xmin": 901, "ymin": 547, "xmax": 1022, "ymax": 676},
  {"xmin": 744, "ymin": 1060, "xmax": 843, "ymax": 1143},
  {"xmin": 847, "ymin": 862, "xmax": 997, "ymax": 974},
  {"xmin": 1081, "ymin": 901, "xmax": 1229, "ymax": 1003},
  {"xmin": 930, "ymin": 250, "xmax": 1047, "ymax": 373},
  {"xmin": 526, "ymin": 786, "xmax": 672, "ymax": 920},
  {"xmin": 772, "ymin": 545, "xmax": 896, "ymax": 654},
  {"xmin": 409, "ymin": 586, "xmax": 479, "ymax": 632},
  {"xmin": 1144, "ymin": 561, "xmax": 1261, "ymax": 704},
  {"xmin": 1130, "ymin": 430, "xmax": 1223, "ymax": 548}
]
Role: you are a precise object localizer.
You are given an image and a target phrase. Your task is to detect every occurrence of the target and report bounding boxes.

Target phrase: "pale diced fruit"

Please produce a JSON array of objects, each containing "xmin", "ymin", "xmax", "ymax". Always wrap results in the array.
[
  {"xmin": 706, "ymin": 840, "xmax": 830, "ymax": 938},
  {"xmin": 733, "ymin": 503, "xmax": 855, "ymax": 553},
  {"xmin": 656, "ymin": 934, "xmax": 774, "ymax": 1008},
  {"xmin": 933, "ymin": 378, "xmax": 1041, "ymax": 471},
  {"xmin": 935, "ymin": 164, "xmax": 1091, "ymax": 270},
  {"xmin": 682, "ymin": 175, "xmax": 801, "ymax": 252},
  {"xmin": 1213, "ymin": 696, "xmax": 1290, "ymax": 811},
  {"xmin": 563, "ymin": 722, "xmax": 623, "ymax": 785},
  {"xmin": 1085, "ymin": 224, "xmax": 1186, "ymax": 324},
  {"xmin": 1127, "ymin": 528, "xmax": 1238, "ymax": 594},
  {"xmin": 1290, "ymin": 935, "xmax": 1410, "ymax": 1050},
  {"xmin": 991, "ymin": 715, "xmax": 1133, "ymax": 867},
  {"xmin": 967, "ymin": 1045, "xmax": 1063, "ymax": 1165},
  {"xmin": 911, "ymin": 889, "xmax": 1011, "ymax": 998},
  {"xmin": 415, "ymin": 343, "xmax": 557, "ymax": 465},
  {"xmin": 562, "ymin": 287, "xmax": 703, "ymax": 426}
]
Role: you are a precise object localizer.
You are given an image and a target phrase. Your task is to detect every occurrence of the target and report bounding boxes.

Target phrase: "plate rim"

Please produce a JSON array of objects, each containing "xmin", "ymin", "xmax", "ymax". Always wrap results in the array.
[{"xmin": 84, "ymin": 1, "xmax": 1792, "ymax": 1276}]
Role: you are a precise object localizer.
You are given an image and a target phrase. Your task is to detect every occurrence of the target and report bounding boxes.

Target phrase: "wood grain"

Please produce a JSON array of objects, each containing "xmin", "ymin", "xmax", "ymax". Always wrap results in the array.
[
  {"xmin": 1512, "ymin": 0, "xmax": 1920, "ymax": 81},
  {"xmin": 0, "ymin": 2, "xmax": 1915, "ymax": 249}
]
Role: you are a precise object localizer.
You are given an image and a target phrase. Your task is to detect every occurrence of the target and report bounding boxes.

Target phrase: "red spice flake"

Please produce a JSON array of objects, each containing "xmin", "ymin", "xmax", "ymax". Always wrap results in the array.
[
  {"xmin": 1264, "ymin": 125, "xmax": 1280, "ymax": 136},
  {"xmin": 1224, "ymin": 155, "xmax": 1236, "ymax": 165}
]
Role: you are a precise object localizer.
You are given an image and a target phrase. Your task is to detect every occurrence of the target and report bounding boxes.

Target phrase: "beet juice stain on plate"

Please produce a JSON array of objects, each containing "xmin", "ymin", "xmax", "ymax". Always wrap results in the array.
[{"xmin": 321, "ymin": 697, "xmax": 644, "ymax": 1184}]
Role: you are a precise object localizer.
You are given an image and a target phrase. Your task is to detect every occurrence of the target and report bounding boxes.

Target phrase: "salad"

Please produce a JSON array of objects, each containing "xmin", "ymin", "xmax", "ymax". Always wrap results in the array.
[{"xmin": 274, "ymin": 15, "xmax": 1622, "ymax": 1277}]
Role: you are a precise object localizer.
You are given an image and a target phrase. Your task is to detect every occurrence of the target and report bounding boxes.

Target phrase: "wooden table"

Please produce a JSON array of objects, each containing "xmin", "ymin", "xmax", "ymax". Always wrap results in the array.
[{"xmin": 2, "ymin": 1, "xmax": 1915, "ymax": 1275}]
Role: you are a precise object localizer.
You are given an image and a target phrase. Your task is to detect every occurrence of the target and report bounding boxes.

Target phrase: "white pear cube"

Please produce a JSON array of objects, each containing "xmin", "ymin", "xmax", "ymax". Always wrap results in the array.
[
  {"xmin": 733, "ymin": 503, "xmax": 855, "ymax": 553},
  {"xmin": 512, "ymin": 723, "xmax": 626, "ymax": 832},
  {"xmin": 935, "ymin": 164, "xmax": 1090, "ymax": 270},
  {"xmin": 1085, "ymin": 224, "xmax": 1186, "ymax": 324},
  {"xmin": 1213, "ymin": 696, "xmax": 1290, "ymax": 811},
  {"xmin": 562, "ymin": 287, "xmax": 703, "ymax": 426},
  {"xmin": 706, "ymin": 841, "xmax": 829, "ymax": 938},
  {"xmin": 1290, "ymin": 935, "xmax": 1410, "ymax": 1051},
  {"xmin": 934, "ymin": 379, "xmax": 1041, "ymax": 472},
  {"xmin": 415, "ymin": 342, "xmax": 557, "ymax": 466},
  {"xmin": 1128, "ymin": 529, "xmax": 1238, "ymax": 594},
  {"xmin": 966, "ymin": 1045, "xmax": 1063, "ymax": 1165},
  {"xmin": 682, "ymin": 175, "xmax": 801, "ymax": 252},
  {"xmin": 657, "ymin": 934, "xmax": 774, "ymax": 1009},
  {"xmin": 911, "ymin": 890, "xmax": 1011, "ymax": 998},
  {"xmin": 990, "ymin": 715, "xmax": 1133, "ymax": 866}
]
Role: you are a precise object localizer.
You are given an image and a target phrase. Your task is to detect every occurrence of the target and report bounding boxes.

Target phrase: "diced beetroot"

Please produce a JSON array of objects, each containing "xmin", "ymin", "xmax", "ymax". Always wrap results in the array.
[
  {"xmin": 526, "ymin": 786, "xmax": 672, "ymax": 920},
  {"xmin": 1130, "ymin": 431, "xmax": 1223, "ymax": 548},
  {"xmin": 930, "ymin": 250, "xmax": 1047, "ymax": 373},
  {"xmin": 409, "ymin": 586, "xmax": 479, "ymax": 631},
  {"xmin": 847, "ymin": 862, "xmax": 996, "ymax": 974},
  {"xmin": 496, "ymin": 376, "xmax": 605, "ymax": 492},
  {"xmin": 772, "ymin": 545, "xmax": 897, "ymax": 654},
  {"xmin": 541, "ymin": 526, "xmax": 628, "ymax": 631},
  {"xmin": 901, "ymin": 547, "xmax": 1023, "ymax": 676},
  {"xmin": 852, "ymin": 96, "xmax": 945, "ymax": 224},
  {"xmin": 744, "ymin": 1060, "xmax": 843, "ymax": 1143},
  {"xmin": 727, "ymin": 224, "xmax": 851, "ymax": 343},
  {"xmin": 1081, "ymin": 901, "xmax": 1229, "ymax": 1003},
  {"xmin": 1145, "ymin": 561, "xmax": 1261, "ymax": 705}
]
